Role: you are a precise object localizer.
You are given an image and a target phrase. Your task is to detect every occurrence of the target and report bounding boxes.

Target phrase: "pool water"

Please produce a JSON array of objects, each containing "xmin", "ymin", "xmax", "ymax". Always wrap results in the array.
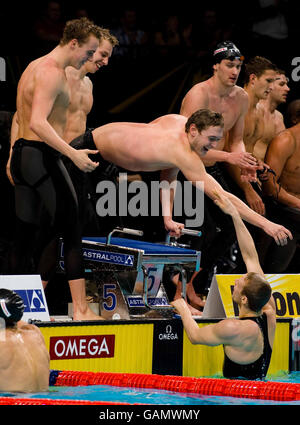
[{"xmin": 6, "ymin": 372, "xmax": 300, "ymax": 405}]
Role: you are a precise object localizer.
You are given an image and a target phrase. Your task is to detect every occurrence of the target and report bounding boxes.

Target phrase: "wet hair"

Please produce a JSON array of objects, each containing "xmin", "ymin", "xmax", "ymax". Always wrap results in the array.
[
  {"xmin": 185, "ymin": 109, "xmax": 224, "ymax": 134},
  {"xmin": 244, "ymin": 56, "xmax": 278, "ymax": 85},
  {"xmin": 0, "ymin": 288, "xmax": 24, "ymax": 327},
  {"xmin": 60, "ymin": 17, "xmax": 103, "ymax": 46},
  {"xmin": 241, "ymin": 273, "xmax": 272, "ymax": 313}
]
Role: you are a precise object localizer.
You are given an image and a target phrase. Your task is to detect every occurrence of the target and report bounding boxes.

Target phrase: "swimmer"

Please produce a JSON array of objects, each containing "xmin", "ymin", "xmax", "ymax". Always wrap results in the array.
[
  {"xmin": 8, "ymin": 17, "xmax": 104, "ymax": 321},
  {"xmin": 226, "ymin": 56, "xmax": 278, "ymax": 216},
  {"xmin": 181, "ymin": 41, "xmax": 258, "ymax": 181},
  {"xmin": 64, "ymin": 28, "xmax": 118, "ymax": 143},
  {"xmin": 255, "ymin": 69, "xmax": 289, "ymax": 161},
  {"xmin": 0, "ymin": 289, "xmax": 50, "ymax": 392},
  {"xmin": 179, "ymin": 41, "xmax": 256, "ymax": 300},
  {"xmin": 36, "ymin": 27, "xmax": 118, "ymax": 289},
  {"xmin": 74, "ymin": 108, "xmax": 292, "ymax": 246},
  {"xmin": 171, "ymin": 192, "xmax": 276, "ymax": 380},
  {"xmin": 260, "ymin": 114, "xmax": 300, "ymax": 272},
  {"xmin": 286, "ymin": 99, "xmax": 300, "ymax": 128}
]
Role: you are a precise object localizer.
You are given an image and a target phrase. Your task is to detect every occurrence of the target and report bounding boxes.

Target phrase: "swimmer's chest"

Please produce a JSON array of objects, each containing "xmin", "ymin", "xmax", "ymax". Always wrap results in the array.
[
  {"xmin": 208, "ymin": 96, "xmax": 240, "ymax": 132},
  {"xmin": 68, "ymin": 78, "xmax": 93, "ymax": 115},
  {"xmin": 244, "ymin": 109, "xmax": 264, "ymax": 149}
]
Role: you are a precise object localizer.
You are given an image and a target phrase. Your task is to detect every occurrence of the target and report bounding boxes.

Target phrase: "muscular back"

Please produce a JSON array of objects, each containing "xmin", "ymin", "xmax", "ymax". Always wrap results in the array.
[
  {"xmin": 0, "ymin": 322, "xmax": 49, "ymax": 392},
  {"xmin": 17, "ymin": 55, "xmax": 70, "ymax": 141},
  {"xmin": 92, "ymin": 114, "xmax": 191, "ymax": 172}
]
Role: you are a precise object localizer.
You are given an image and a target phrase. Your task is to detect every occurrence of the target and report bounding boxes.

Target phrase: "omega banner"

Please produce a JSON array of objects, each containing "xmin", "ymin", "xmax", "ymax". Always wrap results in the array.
[
  {"xmin": 49, "ymin": 335, "xmax": 115, "ymax": 360},
  {"xmin": 202, "ymin": 274, "xmax": 300, "ymax": 318}
]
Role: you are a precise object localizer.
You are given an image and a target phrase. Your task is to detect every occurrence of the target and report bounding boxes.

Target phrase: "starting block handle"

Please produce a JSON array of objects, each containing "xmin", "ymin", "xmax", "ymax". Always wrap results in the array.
[
  {"xmin": 180, "ymin": 229, "xmax": 202, "ymax": 237},
  {"xmin": 165, "ymin": 228, "xmax": 201, "ymax": 244},
  {"xmin": 107, "ymin": 227, "xmax": 144, "ymax": 244}
]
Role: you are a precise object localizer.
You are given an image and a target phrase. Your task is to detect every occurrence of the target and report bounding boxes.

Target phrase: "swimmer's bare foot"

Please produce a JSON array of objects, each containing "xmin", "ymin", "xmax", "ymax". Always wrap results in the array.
[
  {"xmin": 73, "ymin": 306, "xmax": 105, "ymax": 321},
  {"xmin": 186, "ymin": 283, "xmax": 205, "ymax": 309},
  {"xmin": 69, "ymin": 279, "xmax": 104, "ymax": 321},
  {"xmin": 187, "ymin": 303, "xmax": 202, "ymax": 316}
]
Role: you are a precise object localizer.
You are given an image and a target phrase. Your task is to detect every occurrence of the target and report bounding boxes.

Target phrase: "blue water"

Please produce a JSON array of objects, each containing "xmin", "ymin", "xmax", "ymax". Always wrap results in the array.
[{"xmin": 4, "ymin": 372, "xmax": 300, "ymax": 405}]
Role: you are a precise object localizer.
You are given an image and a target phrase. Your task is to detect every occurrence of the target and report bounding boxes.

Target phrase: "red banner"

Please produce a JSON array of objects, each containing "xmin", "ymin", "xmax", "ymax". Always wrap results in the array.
[{"xmin": 50, "ymin": 335, "xmax": 115, "ymax": 360}]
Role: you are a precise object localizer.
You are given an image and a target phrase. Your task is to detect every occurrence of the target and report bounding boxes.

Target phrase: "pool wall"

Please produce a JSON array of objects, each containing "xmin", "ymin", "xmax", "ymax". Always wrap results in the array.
[{"xmin": 38, "ymin": 318, "xmax": 292, "ymax": 377}]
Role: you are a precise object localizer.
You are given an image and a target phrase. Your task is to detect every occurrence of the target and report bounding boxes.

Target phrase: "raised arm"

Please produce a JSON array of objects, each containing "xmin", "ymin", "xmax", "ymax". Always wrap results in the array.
[
  {"xmin": 213, "ymin": 191, "xmax": 263, "ymax": 274},
  {"xmin": 213, "ymin": 191, "xmax": 276, "ymax": 314}
]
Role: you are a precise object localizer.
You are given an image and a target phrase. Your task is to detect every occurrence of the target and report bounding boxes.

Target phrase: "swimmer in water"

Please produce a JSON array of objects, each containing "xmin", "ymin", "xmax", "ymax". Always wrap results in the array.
[
  {"xmin": 172, "ymin": 192, "xmax": 276, "ymax": 380},
  {"xmin": 0, "ymin": 289, "xmax": 50, "ymax": 392}
]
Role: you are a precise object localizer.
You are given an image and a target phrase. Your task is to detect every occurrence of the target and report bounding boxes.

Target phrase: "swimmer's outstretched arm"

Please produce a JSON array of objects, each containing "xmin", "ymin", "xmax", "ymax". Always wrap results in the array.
[{"xmin": 180, "ymin": 156, "xmax": 293, "ymax": 246}]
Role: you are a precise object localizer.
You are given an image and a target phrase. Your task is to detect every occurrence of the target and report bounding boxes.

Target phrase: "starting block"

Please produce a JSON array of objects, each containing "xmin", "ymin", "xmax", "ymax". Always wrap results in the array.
[{"xmin": 60, "ymin": 228, "xmax": 201, "ymax": 319}]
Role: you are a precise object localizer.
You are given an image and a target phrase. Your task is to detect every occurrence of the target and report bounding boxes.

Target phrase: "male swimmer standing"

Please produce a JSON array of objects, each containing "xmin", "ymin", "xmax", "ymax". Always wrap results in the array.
[{"xmin": 8, "ymin": 18, "xmax": 103, "ymax": 321}]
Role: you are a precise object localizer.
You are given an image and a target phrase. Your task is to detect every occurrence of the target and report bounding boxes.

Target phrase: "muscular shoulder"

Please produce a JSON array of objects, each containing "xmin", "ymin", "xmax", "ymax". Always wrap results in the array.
[
  {"xmin": 214, "ymin": 318, "xmax": 242, "ymax": 342},
  {"xmin": 36, "ymin": 58, "xmax": 66, "ymax": 85},
  {"xmin": 268, "ymin": 129, "xmax": 296, "ymax": 153},
  {"xmin": 233, "ymin": 86, "xmax": 248, "ymax": 109},
  {"xmin": 181, "ymin": 82, "xmax": 209, "ymax": 115},
  {"xmin": 17, "ymin": 321, "xmax": 44, "ymax": 339},
  {"xmin": 83, "ymin": 76, "xmax": 93, "ymax": 91}
]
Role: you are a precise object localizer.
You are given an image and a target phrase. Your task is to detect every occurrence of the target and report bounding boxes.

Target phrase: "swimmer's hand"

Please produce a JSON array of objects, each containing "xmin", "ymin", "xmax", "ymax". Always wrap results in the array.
[
  {"xmin": 70, "ymin": 149, "xmax": 99, "ymax": 172},
  {"xmin": 170, "ymin": 298, "xmax": 189, "ymax": 314},
  {"xmin": 262, "ymin": 220, "xmax": 293, "ymax": 246},
  {"xmin": 227, "ymin": 151, "xmax": 258, "ymax": 169},
  {"xmin": 213, "ymin": 191, "xmax": 239, "ymax": 217},
  {"xmin": 240, "ymin": 167, "xmax": 258, "ymax": 183},
  {"xmin": 164, "ymin": 217, "xmax": 185, "ymax": 238}
]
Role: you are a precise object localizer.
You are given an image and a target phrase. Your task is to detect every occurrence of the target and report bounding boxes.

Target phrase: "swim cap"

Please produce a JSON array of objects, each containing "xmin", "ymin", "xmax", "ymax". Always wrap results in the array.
[
  {"xmin": 213, "ymin": 41, "xmax": 244, "ymax": 63},
  {"xmin": 0, "ymin": 289, "xmax": 24, "ymax": 325}
]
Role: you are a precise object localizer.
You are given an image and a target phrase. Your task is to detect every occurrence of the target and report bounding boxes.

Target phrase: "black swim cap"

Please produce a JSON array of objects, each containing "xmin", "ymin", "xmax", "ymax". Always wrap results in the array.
[
  {"xmin": 0, "ymin": 289, "xmax": 24, "ymax": 325},
  {"xmin": 213, "ymin": 41, "xmax": 244, "ymax": 64}
]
